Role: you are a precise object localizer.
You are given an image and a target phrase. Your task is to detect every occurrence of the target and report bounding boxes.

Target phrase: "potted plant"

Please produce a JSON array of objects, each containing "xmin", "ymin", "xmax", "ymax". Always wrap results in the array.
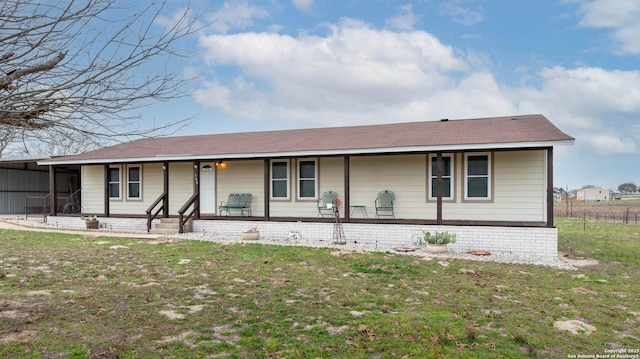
[
  {"xmin": 422, "ymin": 230, "xmax": 456, "ymax": 253},
  {"xmin": 241, "ymin": 227, "xmax": 260, "ymax": 240},
  {"xmin": 81, "ymin": 215, "xmax": 99, "ymax": 229}
]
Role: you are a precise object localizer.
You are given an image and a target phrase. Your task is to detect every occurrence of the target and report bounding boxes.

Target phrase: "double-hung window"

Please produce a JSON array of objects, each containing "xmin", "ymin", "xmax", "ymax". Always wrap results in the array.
[
  {"xmin": 429, "ymin": 154, "xmax": 453, "ymax": 200},
  {"xmin": 127, "ymin": 165, "xmax": 142, "ymax": 200},
  {"xmin": 298, "ymin": 159, "xmax": 317, "ymax": 199},
  {"xmin": 271, "ymin": 160, "xmax": 290, "ymax": 199},
  {"xmin": 465, "ymin": 153, "xmax": 491, "ymax": 200},
  {"xmin": 108, "ymin": 166, "xmax": 121, "ymax": 199}
]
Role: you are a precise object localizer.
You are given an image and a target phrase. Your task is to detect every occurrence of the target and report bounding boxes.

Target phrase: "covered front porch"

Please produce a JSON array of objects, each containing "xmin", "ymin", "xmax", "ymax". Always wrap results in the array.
[{"xmin": 44, "ymin": 148, "xmax": 556, "ymax": 234}]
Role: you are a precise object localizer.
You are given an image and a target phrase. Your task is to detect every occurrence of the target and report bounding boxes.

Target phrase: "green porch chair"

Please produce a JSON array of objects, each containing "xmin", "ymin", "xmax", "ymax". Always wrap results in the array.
[
  {"xmin": 317, "ymin": 191, "xmax": 338, "ymax": 217},
  {"xmin": 375, "ymin": 190, "xmax": 395, "ymax": 219}
]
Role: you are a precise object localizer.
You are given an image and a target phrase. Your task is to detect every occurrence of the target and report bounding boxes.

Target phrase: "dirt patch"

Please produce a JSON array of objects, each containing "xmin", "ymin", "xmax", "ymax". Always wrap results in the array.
[
  {"xmin": 329, "ymin": 249, "xmax": 366, "ymax": 257},
  {"xmin": 571, "ymin": 287, "xmax": 597, "ymax": 294},
  {"xmin": 0, "ymin": 330, "xmax": 39, "ymax": 343},
  {"xmin": 553, "ymin": 320, "xmax": 597, "ymax": 335},
  {"xmin": 159, "ymin": 310, "xmax": 185, "ymax": 320},
  {"xmin": 559, "ymin": 252, "xmax": 599, "ymax": 267}
]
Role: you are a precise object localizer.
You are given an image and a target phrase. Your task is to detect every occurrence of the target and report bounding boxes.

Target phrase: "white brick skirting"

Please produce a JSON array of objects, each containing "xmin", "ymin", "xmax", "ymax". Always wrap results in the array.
[
  {"xmin": 192, "ymin": 220, "xmax": 558, "ymax": 258},
  {"xmin": 46, "ymin": 216, "xmax": 558, "ymax": 258},
  {"xmin": 47, "ymin": 216, "xmax": 157, "ymax": 232}
]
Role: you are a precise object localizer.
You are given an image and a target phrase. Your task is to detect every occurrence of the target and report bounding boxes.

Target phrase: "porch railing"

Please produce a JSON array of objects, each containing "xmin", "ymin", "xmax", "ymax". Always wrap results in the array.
[
  {"xmin": 25, "ymin": 194, "xmax": 50, "ymax": 222},
  {"xmin": 146, "ymin": 192, "xmax": 167, "ymax": 232},
  {"xmin": 60, "ymin": 188, "xmax": 82, "ymax": 214},
  {"xmin": 178, "ymin": 192, "xmax": 199, "ymax": 234}
]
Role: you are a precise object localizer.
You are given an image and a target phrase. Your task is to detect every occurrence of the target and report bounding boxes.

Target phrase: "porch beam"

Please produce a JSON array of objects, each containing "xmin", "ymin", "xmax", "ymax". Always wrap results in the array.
[
  {"xmin": 264, "ymin": 159, "xmax": 270, "ymax": 220},
  {"xmin": 344, "ymin": 156, "xmax": 350, "ymax": 221},
  {"xmin": 436, "ymin": 152, "xmax": 443, "ymax": 224},
  {"xmin": 547, "ymin": 147, "xmax": 554, "ymax": 228},
  {"xmin": 194, "ymin": 161, "xmax": 200, "ymax": 219},
  {"xmin": 48, "ymin": 165, "xmax": 57, "ymax": 216},
  {"xmin": 163, "ymin": 162, "xmax": 169, "ymax": 218},
  {"xmin": 103, "ymin": 164, "xmax": 109, "ymax": 216}
]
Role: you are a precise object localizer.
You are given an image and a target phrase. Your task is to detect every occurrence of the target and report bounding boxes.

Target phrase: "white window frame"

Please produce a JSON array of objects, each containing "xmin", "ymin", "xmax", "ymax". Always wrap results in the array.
[
  {"xmin": 270, "ymin": 160, "xmax": 290, "ymax": 200},
  {"xmin": 126, "ymin": 165, "xmax": 142, "ymax": 200},
  {"xmin": 428, "ymin": 154, "xmax": 454, "ymax": 200},
  {"xmin": 464, "ymin": 152, "xmax": 491, "ymax": 200},
  {"xmin": 108, "ymin": 166, "xmax": 122, "ymax": 200},
  {"xmin": 297, "ymin": 159, "xmax": 318, "ymax": 200}
]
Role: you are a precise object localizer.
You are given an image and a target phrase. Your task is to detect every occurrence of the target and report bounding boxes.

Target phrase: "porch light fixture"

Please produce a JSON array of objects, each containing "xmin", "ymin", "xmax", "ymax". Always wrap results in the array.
[{"xmin": 215, "ymin": 161, "xmax": 226, "ymax": 168}]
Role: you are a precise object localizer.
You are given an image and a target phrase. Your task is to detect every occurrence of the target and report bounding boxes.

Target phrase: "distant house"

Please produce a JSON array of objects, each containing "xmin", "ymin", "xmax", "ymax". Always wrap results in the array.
[
  {"xmin": 39, "ymin": 114, "xmax": 574, "ymax": 258},
  {"xmin": 576, "ymin": 187, "xmax": 611, "ymax": 202}
]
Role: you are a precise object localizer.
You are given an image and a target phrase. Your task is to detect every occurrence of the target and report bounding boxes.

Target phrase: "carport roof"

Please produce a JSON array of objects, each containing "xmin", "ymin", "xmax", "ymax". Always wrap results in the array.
[{"xmin": 39, "ymin": 114, "xmax": 574, "ymax": 165}]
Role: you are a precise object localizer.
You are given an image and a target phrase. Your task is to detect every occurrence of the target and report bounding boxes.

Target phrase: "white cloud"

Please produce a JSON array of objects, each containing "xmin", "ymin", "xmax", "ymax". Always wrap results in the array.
[
  {"xmin": 514, "ymin": 66, "xmax": 640, "ymax": 154},
  {"xmin": 569, "ymin": 0, "xmax": 640, "ymax": 54},
  {"xmin": 537, "ymin": 66, "xmax": 640, "ymax": 116},
  {"xmin": 386, "ymin": 4, "xmax": 419, "ymax": 31},
  {"xmin": 197, "ymin": 19, "xmax": 479, "ymax": 126},
  {"xmin": 195, "ymin": 15, "xmax": 640, "ymax": 157},
  {"xmin": 438, "ymin": 0, "xmax": 485, "ymax": 26},
  {"xmin": 207, "ymin": 1, "xmax": 269, "ymax": 34},
  {"xmin": 292, "ymin": 0, "xmax": 314, "ymax": 12},
  {"xmin": 585, "ymin": 134, "xmax": 637, "ymax": 154}
]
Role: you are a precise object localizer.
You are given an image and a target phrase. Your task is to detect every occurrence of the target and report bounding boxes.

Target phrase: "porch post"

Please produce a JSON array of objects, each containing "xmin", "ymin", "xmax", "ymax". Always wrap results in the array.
[
  {"xmin": 103, "ymin": 164, "xmax": 110, "ymax": 216},
  {"xmin": 48, "ymin": 165, "xmax": 57, "ymax": 216},
  {"xmin": 264, "ymin": 159, "xmax": 270, "ymax": 220},
  {"xmin": 436, "ymin": 152, "xmax": 443, "ymax": 224},
  {"xmin": 344, "ymin": 156, "xmax": 350, "ymax": 221},
  {"xmin": 547, "ymin": 147, "xmax": 554, "ymax": 228},
  {"xmin": 194, "ymin": 161, "xmax": 200, "ymax": 219},
  {"xmin": 163, "ymin": 162, "xmax": 169, "ymax": 218}
]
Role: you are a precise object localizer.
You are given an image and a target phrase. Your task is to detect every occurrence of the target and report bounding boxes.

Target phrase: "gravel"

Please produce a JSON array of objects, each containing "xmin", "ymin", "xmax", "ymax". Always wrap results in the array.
[
  {"xmin": 2, "ymin": 218, "xmax": 575, "ymax": 270},
  {"xmin": 175, "ymin": 231, "xmax": 577, "ymax": 270}
]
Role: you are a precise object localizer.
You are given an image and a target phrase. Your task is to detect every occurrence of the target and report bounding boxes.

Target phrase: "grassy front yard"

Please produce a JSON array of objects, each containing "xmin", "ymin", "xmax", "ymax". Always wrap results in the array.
[{"xmin": 1, "ymin": 219, "xmax": 639, "ymax": 358}]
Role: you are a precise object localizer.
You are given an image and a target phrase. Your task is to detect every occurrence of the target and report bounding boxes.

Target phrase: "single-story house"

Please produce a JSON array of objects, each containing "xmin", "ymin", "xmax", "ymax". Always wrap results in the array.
[
  {"xmin": 38, "ymin": 114, "xmax": 574, "ymax": 258},
  {"xmin": 576, "ymin": 187, "xmax": 611, "ymax": 202}
]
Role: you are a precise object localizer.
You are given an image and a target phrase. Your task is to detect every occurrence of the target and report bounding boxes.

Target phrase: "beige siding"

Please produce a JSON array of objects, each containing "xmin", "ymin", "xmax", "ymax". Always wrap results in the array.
[
  {"xmin": 141, "ymin": 163, "xmax": 165, "ymax": 210},
  {"xmin": 350, "ymin": 155, "xmax": 431, "ymax": 219},
  {"xmin": 270, "ymin": 157, "xmax": 345, "ymax": 217},
  {"xmin": 217, "ymin": 160, "xmax": 265, "ymax": 216},
  {"xmin": 78, "ymin": 149, "xmax": 547, "ymax": 222},
  {"xmin": 81, "ymin": 165, "xmax": 105, "ymax": 214},
  {"xmin": 442, "ymin": 150, "xmax": 546, "ymax": 221},
  {"xmin": 109, "ymin": 163, "xmax": 165, "ymax": 215},
  {"xmin": 167, "ymin": 162, "xmax": 194, "ymax": 215},
  {"xmin": 83, "ymin": 162, "xmax": 195, "ymax": 216}
]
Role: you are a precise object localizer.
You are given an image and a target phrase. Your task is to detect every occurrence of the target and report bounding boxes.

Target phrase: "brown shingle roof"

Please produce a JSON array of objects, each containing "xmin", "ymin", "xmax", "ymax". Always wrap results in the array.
[{"xmin": 42, "ymin": 114, "xmax": 573, "ymax": 164}]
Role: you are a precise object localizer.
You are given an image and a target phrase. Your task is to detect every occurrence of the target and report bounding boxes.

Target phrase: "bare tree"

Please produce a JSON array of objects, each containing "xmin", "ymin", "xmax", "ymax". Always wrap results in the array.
[
  {"xmin": 0, "ymin": 0, "xmax": 199, "ymax": 155},
  {"xmin": 20, "ymin": 129, "xmax": 106, "ymax": 156},
  {"xmin": 0, "ymin": 128, "xmax": 18, "ymax": 157}
]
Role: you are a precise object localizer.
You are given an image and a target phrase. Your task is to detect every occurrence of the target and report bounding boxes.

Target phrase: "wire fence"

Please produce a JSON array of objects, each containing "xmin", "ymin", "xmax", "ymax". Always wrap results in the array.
[{"xmin": 554, "ymin": 206, "xmax": 640, "ymax": 224}]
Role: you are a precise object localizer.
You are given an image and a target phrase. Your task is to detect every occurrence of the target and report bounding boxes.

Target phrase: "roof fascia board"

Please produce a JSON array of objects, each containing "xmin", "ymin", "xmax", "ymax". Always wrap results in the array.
[{"xmin": 38, "ymin": 139, "xmax": 574, "ymax": 166}]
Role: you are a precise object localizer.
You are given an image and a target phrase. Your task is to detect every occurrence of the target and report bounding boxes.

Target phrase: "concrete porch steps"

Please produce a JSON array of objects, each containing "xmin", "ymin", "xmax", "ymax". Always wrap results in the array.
[{"xmin": 150, "ymin": 217, "xmax": 192, "ymax": 235}]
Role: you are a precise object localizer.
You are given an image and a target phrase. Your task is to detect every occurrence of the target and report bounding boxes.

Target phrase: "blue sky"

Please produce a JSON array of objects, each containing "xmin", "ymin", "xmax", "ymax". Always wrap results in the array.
[{"xmin": 148, "ymin": 0, "xmax": 640, "ymax": 191}]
